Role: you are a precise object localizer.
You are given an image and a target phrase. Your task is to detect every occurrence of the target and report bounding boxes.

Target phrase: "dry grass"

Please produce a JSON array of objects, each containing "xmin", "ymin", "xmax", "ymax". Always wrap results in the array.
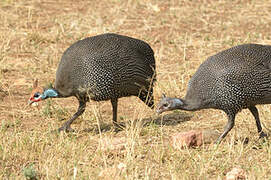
[{"xmin": 1, "ymin": 0, "xmax": 271, "ymax": 179}]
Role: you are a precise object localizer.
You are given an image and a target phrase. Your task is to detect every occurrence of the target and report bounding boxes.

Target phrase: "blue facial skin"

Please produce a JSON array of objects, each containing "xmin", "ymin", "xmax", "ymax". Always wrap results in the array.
[
  {"xmin": 41, "ymin": 89, "xmax": 58, "ymax": 99},
  {"xmin": 172, "ymin": 98, "xmax": 183, "ymax": 107}
]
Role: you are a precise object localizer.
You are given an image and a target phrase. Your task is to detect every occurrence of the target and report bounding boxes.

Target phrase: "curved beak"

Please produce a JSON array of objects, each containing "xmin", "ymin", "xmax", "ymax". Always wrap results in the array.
[
  {"xmin": 28, "ymin": 97, "xmax": 39, "ymax": 106},
  {"xmin": 156, "ymin": 107, "xmax": 163, "ymax": 115},
  {"xmin": 28, "ymin": 96, "xmax": 35, "ymax": 105},
  {"xmin": 28, "ymin": 99, "xmax": 34, "ymax": 105}
]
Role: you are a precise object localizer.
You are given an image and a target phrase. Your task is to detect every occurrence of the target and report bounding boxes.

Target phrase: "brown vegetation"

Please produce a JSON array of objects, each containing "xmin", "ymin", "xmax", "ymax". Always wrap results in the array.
[{"xmin": 1, "ymin": 0, "xmax": 271, "ymax": 179}]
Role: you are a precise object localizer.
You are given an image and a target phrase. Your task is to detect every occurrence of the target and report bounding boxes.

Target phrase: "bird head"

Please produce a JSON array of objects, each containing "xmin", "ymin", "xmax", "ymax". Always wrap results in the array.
[
  {"xmin": 28, "ymin": 79, "xmax": 44, "ymax": 106},
  {"xmin": 156, "ymin": 93, "xmax": 184, "ymax": 114}
]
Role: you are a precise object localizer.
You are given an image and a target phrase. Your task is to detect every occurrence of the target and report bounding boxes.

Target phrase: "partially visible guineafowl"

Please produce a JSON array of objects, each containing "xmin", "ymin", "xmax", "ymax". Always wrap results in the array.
[
  {"xmin": 157, "ymin": 44, "xmax": 271, "ymax": 143},
  {"xmin": 28, "ymin": 33, "xmax": 156, "ymax": 132}
]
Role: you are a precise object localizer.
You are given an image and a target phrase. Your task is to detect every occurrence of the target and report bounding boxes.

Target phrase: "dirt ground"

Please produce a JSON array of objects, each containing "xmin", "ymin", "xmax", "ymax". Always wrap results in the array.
[{"xmin": 1, "ymin": 0, "xmax": 271, "ymax": 179}]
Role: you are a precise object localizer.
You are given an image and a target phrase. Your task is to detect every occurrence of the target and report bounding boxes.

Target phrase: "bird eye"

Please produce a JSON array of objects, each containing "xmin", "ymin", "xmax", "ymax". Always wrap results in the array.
[
  {"xmin": 163, "ymin": 103, "xmax": 169, "ymax": 107},
  {"xmin": 34, "ymin": 92, "xmax": 40, "ymax": 98}
]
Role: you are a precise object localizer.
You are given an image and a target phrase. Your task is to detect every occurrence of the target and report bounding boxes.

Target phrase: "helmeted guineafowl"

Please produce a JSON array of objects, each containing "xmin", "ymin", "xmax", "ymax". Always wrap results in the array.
[
  {"xmin": 157, "ymin": 43, "xmax": 271, "ymax": 143},
  {"xmin": 28, "ymin": 33, "xmax": 156, "ymax": 132}
]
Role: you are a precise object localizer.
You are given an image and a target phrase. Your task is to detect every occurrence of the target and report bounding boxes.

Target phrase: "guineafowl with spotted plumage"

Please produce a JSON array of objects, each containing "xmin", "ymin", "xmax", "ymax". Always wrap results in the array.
[
  {"xmin": 157, "ymin": 44, "xmax": 271, "ymax": 143},
  {"xmin": 28, "ymin": 33, "xmax": 156, "ymax": 132}
]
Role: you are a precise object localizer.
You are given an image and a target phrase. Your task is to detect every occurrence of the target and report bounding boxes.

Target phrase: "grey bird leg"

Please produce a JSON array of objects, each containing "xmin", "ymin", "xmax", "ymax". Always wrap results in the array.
[
  {"xmin": 216, "ymin": 112, "xmax": 236, "ymax": 144},
  {"xmin": 58, "ymin": 100, "xmax": 86, "ymax": 132},
  {"xmin": 111, "ymin": 98, "xmax": 121, "ymax": 131},
  {"xmin": 248, "ymin": 106, "xmax": 267, "ymax": 138}
]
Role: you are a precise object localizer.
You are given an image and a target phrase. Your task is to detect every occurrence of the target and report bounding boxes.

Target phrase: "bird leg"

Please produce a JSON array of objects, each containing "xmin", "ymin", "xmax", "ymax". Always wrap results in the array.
[
  {"xmin": 248, "ymin": 106, "xmax": 267, "ymax": 138},
  {"xmin": 111, "ymin": 98, "xmax": 124, "ymax": 131},
  {"xmin": 58, "ymin": 100, "xmax": 86, "ymax": 132},
  {"xmin": 216, "ymin": 111, "xmax": 236, "ymax": 144},
  {"xmin": 111, "ymin": 98, "xmax": 122, "ymax": 131},
  {"xmin": 111, "ymin": 98, "xmax": 118, "ymax": 124}
]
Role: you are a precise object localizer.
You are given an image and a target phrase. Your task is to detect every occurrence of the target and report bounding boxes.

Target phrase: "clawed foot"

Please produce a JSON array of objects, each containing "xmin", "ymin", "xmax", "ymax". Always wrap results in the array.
[
  {"xmin": 113, "ymin": 122, "xmax": 125, "ymax": 132},
  {"xmin": 259, "ymin": 131, "xmax": 268, "ymax": 139},
  {"xmin": 58, "ymin": 126, "xmax": 75, "ymax": 133}
]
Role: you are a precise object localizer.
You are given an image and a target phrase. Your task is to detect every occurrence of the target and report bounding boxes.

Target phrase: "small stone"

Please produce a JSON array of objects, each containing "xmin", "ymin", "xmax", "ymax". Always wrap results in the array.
[
  {"xmin": 226, "ymin": 167, "xmax": 246, "ymax": 180},
  {"xmin": 171, "ymin": 130, "xmax": 202, "ymax": 149},
  {"xmin": 171, "ymin": 130, "xmax": 220, "ymax": 149}
]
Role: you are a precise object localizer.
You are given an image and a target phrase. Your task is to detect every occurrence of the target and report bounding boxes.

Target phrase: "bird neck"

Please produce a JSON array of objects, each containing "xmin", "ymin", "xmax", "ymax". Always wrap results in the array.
[
  {"xmin": 176, "ymin": 98, "xmax": 201, "ymax": 111},
  {"xmin": 41, "ymin": 88, "xmax": 59, "ymax": 99}
]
